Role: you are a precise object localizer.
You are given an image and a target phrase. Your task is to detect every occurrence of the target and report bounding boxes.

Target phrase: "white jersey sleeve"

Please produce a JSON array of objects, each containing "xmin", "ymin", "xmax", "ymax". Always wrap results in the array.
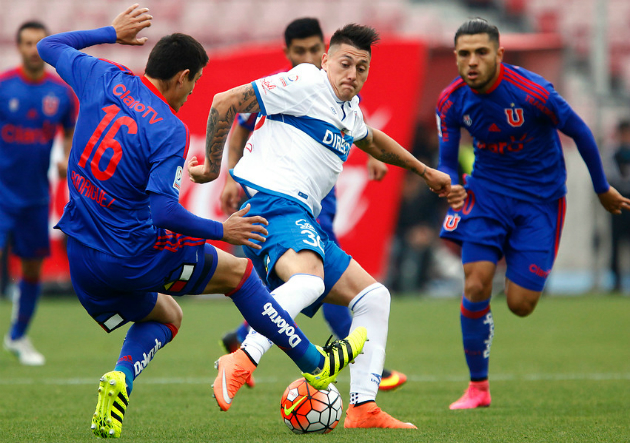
[{"xmin": 252, "ymin": 63, "xmax": 326, "ymax": 117}]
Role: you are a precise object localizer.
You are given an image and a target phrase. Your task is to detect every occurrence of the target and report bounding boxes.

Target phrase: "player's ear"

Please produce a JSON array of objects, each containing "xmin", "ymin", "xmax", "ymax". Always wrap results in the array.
[
  {"xmin": 178, "ymin": 69, "xmax": 190, "ymax": 86},
  {"xmin": 321, "ymin": 52, "xmax": 329, "ymax": 70},
  {"xmin": 496, "ymin": 46, "xmax": 504, "ymax": 62}
]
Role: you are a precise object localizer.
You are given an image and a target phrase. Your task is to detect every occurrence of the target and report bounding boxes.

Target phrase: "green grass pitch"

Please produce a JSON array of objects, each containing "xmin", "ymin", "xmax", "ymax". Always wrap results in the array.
[{"xmin": 1, "ymin": 294, "xmax": 628, "ymax": 442}]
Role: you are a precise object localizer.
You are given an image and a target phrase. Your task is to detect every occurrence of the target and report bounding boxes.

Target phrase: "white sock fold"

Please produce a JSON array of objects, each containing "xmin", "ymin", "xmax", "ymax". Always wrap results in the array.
[{"xmin": 241, "ymin": 274, "xmax": 325, "ymax": 364}]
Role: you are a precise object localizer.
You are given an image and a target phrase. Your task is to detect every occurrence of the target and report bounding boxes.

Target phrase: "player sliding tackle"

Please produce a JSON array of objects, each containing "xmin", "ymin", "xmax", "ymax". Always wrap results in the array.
[
  {"xmin": 37, "ymin": 4, "xmax": 366, "ymax": 439},
  {"xmin": 189, "ymin": 24, "xmax": 451, "ymax": 428}
]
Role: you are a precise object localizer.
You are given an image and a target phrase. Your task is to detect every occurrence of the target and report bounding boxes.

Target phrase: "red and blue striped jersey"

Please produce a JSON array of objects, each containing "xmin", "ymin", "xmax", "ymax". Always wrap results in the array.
[
  {"xmin": 0, "ymin": 67, "xmax": 76, "ymax": 208},
  {"xmin": 44, "ymin": 29, "xmax": 191, "ymax": 257},
  {"xmin": 437, "ymin": 62, "xmax": 608, "ymax": 202}
]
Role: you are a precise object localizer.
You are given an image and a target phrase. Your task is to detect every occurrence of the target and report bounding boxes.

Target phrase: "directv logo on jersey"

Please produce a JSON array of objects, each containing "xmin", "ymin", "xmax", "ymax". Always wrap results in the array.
[{"xmin": 322, "ymin": 129, "xmax": 351, "ymax": 154}]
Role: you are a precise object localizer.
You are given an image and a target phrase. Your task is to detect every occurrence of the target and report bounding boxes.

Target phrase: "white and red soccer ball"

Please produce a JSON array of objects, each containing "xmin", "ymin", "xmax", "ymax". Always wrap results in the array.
[{"xmin": 280, "ymin": 377, "xmax": 343, "ymax": 434}]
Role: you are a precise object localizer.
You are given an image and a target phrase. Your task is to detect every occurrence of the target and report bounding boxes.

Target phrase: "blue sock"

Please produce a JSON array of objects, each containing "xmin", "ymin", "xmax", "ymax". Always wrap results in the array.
[
  {"xmin": 10, "ymin": 279, "xmax": 41, "ymax": 340},
  {"xmin": 235, "ymin": 321, "xmax": 250, "ymax": 343},
  {"xmin": 113, "ymin": 322, "xmax": 176, "ymax": 396},
  {"xmin": 322, "ymin": 303, "xmax": 352, "ymax": 339},
  {"xmin": 460, "ymin": 296, "xmax": 494, "ymax": 381},
  {"xmin": 227, "ymin": 264, "xmax": 324, "ymax": 373}
]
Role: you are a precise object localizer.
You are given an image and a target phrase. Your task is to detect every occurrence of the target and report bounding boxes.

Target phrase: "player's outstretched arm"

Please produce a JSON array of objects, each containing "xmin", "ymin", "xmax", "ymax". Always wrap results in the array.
[
  {"xmin": 597, "ymin": 186, "xmax": 630, "ymax": 215},
  {"xmin": 112, "ymin": 3, "xmax": 152, "ymax": 46},
  {"xmin": 222, "ymin": 204, "xmax": 269, "ymax": 250},
  {"xmin": 188, "ymin": 84, "xmax": 261, "ymax": 184},
  {"xmin": 356, "ymin": 126, "xmax": 451, "ymax": 196},
  {"xmin": 37, "ymin": 4, "xmax": 151, "ymax": 70},
  {"xmin": 149, "ymin": 193, "xmax": 268, "ymax": 248}
]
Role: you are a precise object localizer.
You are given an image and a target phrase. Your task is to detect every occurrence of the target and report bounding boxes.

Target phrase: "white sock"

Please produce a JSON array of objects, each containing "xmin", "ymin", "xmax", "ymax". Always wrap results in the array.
[
  {"xmin": 241, "ymin": 274, "xmax": 325, "ymax": 364},
  {"xmin": 348, "ymin": 283, "xmax": 390, "ymax": 405}
]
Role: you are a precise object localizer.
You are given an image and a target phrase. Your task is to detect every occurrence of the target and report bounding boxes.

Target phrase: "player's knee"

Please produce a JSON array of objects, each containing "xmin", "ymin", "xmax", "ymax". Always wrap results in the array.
[
  {"xmin": 222, "ymin": 256, "xmax": 251, "ymax": 293},
  {"xmin": 351, "ymin": 283, "xmax": 390, "ymax": 317},
  {"xmin": 507, "ymin": 298, "xmax": 536, "ymax": 317},
  {"xmin": 21, "ymin": 259, "xmax": 43, "ymax": 281},
  {"xmin": 464, "ymin": 278, "xmax": 491, "ymax": 301},
  {"xmin": 170, "ymin": 302, "xmax": 183, "ymax": 329}
]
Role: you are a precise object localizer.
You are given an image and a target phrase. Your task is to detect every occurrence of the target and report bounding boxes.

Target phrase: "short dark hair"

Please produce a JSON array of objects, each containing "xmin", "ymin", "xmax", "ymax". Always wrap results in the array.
[
  {"xmin": 284, "ymin": 18, "xmax": 323, "ymax": 47},
  {"xmin": 17, "ymin": 21, "xmax": 48, "ymax": 44},
  {"xmin": 329, "ymin": 24, "xmax": 379, "ymax": 55},
  {"xmin": 454, "ymin": 18, "xmax": 500, "ymax": 47},
  {"xmin": 145, "ymin": 33, "xmax": 209, "ymax": 81}
]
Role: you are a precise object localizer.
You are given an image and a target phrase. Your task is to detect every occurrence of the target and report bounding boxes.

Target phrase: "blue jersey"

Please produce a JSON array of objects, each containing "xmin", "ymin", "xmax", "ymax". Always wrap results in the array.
[
  {"xmin": 0, "ymin": 67, "xmax": 76, "ymax": 208},
  {"xmin": 48, "ymin": 28, "xmax": 190, "ymax": 257},
  {"xmin": 437, "ymin": 62, "xmax": 608, "ymax": 202}
]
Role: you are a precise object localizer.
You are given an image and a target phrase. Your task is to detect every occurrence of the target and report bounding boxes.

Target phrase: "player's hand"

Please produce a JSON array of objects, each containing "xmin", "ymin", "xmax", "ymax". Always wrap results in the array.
[
  {"xmin": 446, "ymin": 184, "xmax": 467, "ymax": 210},
  {"xmin": 222, "ymin": 204, "xmax": 268, "ymax": 249},
  {"xmin": 187, "ymin": 156, "xmax": 216, "ymax": 184},
  {"xmin": 422, "ymin": 167, "xmax": 451, "ymax": 197},
  {"xmin": 221, "ymin": 177, "xmax": 242, "ymax": 215},
  {"xmin": 597, "ymin": 186, "xmax": 630, "ymax": 215},
  {"xmin": 112, "ymin": 4, "xmax": 152, "ymax": 46},
  {"xmin": 367, "ymin": 157, "xmax": 388, "ymax": 181},
  {"xmin": 56, "ymin": 160, "xmax": 68, "ymax": 179}
]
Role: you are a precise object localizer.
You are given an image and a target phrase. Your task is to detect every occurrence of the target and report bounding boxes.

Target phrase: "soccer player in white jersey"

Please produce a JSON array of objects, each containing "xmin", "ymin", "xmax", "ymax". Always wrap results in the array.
[
  {"xmin": 189, "ymin": 24, "xmax": 451, "ymax": 429},
  {"xmin": 219, "ymin": 17, "xmax": 407, "ymax": 392}
]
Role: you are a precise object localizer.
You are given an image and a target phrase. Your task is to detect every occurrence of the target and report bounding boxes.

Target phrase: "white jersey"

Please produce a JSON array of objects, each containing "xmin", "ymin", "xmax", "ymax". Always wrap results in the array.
[{"xmin": 231, "ymin": 63, "xmax": 369, "ymax": 217}]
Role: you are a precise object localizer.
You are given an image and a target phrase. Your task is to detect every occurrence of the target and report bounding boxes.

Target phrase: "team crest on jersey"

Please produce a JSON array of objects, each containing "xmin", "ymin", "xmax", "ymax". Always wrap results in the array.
[
  {"xmin": 463, "ymin": 114, "xmax": 472, "ymax": 126},
  {"xmin": 505, "ymin": 108, "xmax": 525, "ymax": 127},
  {"xmin": 261, "ymin": 78, "xmax": 276, "ymax": 94},
  {"xmin": 173, "ymin": 166, "xmax": 183, "ymax": 191},
  {"xmin": 42, "ymin": 94, "xmax": 59, "ymax": 116},
  {"xmin": 443, "ymin": 213, "xmax": 461, "ymax": 231},
  {"xmin": 9, "ymin": 98, "xmax": 18, "ymax": 112}
]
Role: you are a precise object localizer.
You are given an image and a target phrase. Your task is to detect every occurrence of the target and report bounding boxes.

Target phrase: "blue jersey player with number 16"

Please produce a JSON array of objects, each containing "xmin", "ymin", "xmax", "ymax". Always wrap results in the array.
[
  {"xmin": 37, "ymin": 4, "xmax": 366, "ymax": 439},
  {"xmin": 437, "ymin": 18, "xmax": 630, "ymax": 410}
]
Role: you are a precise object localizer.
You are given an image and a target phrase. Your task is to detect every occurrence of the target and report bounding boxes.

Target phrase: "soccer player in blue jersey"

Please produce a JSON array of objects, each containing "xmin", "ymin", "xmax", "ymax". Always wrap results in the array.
[
  {"xmin": 436, "ymin": 18, "xmax": 630, "ymax": 410},
  {"xmin": 219, "ymin": 17, "xmax": 407, "ymax": 392},
  {"xmin": 1, "ymin": 21, "xmax": 77, "ymax": 366},
  {"xmin": 190, "ymin": 23, "xmax": 451, "ymax": 428},
  {"xmin": 37, "ymin": 5, "xmax": 366, "ymax": 438}
]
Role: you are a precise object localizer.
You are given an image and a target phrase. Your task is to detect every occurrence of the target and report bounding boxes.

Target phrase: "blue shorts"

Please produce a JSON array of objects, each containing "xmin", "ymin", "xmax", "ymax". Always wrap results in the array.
[
  {"xmin": 241, "ymin": 193, "xmax": 351, "ymax": 317},
  {"xmin": 440, "ymin": 176, "xmax": 566, "ymax": 291},
  {"xmin": 0, "ymin": 203, "xmax": 50, "ymax": 258},
  {"xmin": 66, "ymin": 233, "xmax": 218, "ymax": 332}
]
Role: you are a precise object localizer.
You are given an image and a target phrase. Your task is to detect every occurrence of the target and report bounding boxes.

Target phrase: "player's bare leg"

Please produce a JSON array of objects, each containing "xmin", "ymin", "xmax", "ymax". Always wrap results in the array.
[{"xmin": 504, "ymin": 279, "xmax": 542, "ymax": 317}]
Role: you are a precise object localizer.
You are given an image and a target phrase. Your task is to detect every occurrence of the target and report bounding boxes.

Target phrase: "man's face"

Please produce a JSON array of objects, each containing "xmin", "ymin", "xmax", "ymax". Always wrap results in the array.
[
  {"xmin": 285, "ymin": 35, "xmax": 325, "ymax": 69},
  {"xmin": 322, "ymin": 43, "xmax": 370, "ymax": 102},
  {"xmin": 18, "ymin": 28, "xmax": 46, "ymax": 73},
  {"xmin": 454, "ymin": 33, "xmax": 503, "ymax": 93},
  {"xmin": 173, "ymin": 68, "xmax": 203, "ymax": 112}
]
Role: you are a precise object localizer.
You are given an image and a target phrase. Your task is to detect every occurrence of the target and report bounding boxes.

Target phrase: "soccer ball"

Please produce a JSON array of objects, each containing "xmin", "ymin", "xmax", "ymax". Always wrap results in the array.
[{"xmin": 280, "ymin": 377, "xmax": 343, "ymax": 434}]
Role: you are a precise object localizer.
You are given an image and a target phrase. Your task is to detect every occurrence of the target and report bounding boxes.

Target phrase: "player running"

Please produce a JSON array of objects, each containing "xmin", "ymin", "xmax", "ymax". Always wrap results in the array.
[
  {"xmin": 189, "ymin": 23, "xmax": 451, "ymax": 428},
  {"xmin": 436, "ymin": 18, "xmax": 630, "ymax": 410},
  {"xmin": 37, "ymin": 4, "xmax": 366, "ymax": 438},
  {"xmin": 1, "ymin": 21, "xmax": 76, "ymax": 366},
  {"xmin": 219, "ymin": 17, "xmax": 407, "ymax": 392}
]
